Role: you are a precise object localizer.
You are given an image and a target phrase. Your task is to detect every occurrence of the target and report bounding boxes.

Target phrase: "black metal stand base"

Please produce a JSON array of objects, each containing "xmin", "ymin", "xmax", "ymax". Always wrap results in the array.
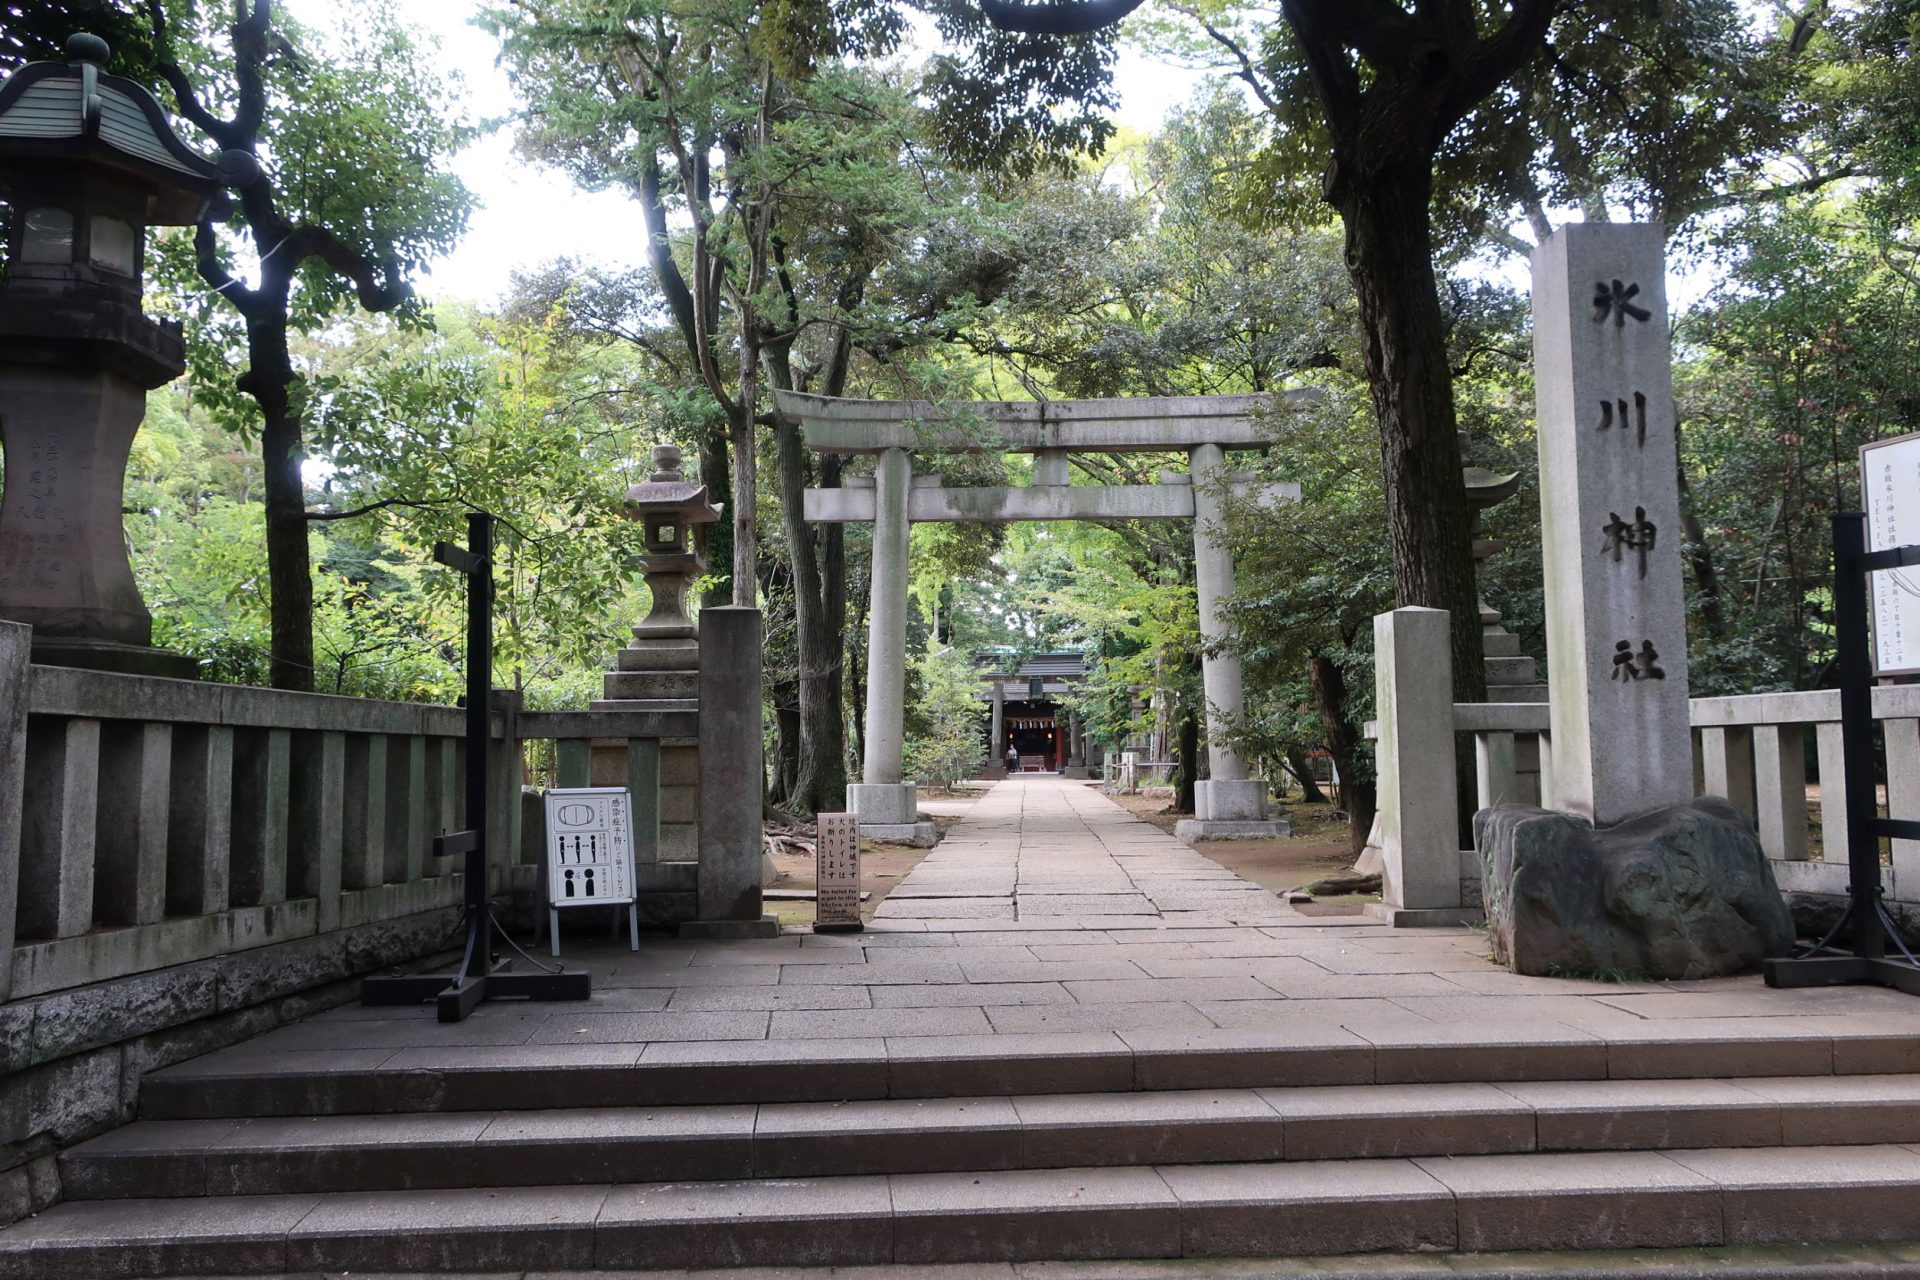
[
  {"xmin": 362, "ymin": 960, "xmax": 592, "ymax": 1023},
  {"xmin": 1765, "ymin": 951, "xmax": 1920, "ymax": 996}
]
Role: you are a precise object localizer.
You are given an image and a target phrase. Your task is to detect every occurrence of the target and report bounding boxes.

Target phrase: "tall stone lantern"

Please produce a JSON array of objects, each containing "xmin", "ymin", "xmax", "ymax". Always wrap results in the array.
[
  {"xmin": 0, "ymin": 34, "xmax": 254, "ymax": 676},
  {"xmin": 591, "ymin": 444, "xmax": 722, "ymax": 869},
  {"xmin": 598, "ymin": 444, "xmax": 721, "ymax": 706}
]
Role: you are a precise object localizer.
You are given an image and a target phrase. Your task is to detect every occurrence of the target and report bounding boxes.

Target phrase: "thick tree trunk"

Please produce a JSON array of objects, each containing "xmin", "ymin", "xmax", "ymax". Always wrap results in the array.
[
  {"xmin": 770, "ymin": 418, "xmax": 848, "ymax": 814},
  {"xmin": 1335, "ymin": 167, "xmax": 1488, "ymax": 703},
  {"xmin": 1284, "ymin": 745, "xmax": 1327, "ymax": 804},
  {"xmin": 1308, "ymin": 654, "xmax": 1374, "ymax": 861},
  {"xmin": 244, "ymin": 307, "xmax": 315, "ymax": 693}
]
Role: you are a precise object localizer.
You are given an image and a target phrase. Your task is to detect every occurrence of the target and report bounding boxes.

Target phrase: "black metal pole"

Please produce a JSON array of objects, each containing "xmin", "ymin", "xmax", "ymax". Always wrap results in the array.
[
  {"xmin": 459, "ymin": 510, "xmax": 495, "ymax": 989},
  {"xmin": 1834, "ymin": 512, "xmax": 1885, "ymax": 961},
  {"xmin": 1764, "ymin": 513, "xmax": 1920, "ymax": 993},
  {"xmin": 360, "ymin": 509, "xmax": 591, "ymax": 1019}
]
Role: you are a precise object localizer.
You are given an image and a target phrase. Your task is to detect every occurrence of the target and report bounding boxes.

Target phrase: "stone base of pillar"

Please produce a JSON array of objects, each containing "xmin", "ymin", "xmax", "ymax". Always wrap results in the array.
[
  {"xmin": 679, "ymin": 916, "xmax": 781, "ymax": 939},
  {"xmin": 1175, "ymin": 817, "xmax": 1290, "ymax": 842},
  {"xmin": 847, "ymin": 781, "xmax": 920, "ymax": 825},
  {"xmin": 1364, "ymin": 903, "xmax": 1485, "ymax": 928},
  {"xmin": 1060, "ymin": 766, "xmax": 1090, "ymax": 780},
  {"xmin": 1178, "ymin": 779, "xmax": 1286, "ymax": 841},
  {"xmin": 1195, "ymin": 778, "xmax": 1270, "ymax": 822},
  {"xmin": 860, "ymin": 821, "xmax": 937, "ymax": 847}
]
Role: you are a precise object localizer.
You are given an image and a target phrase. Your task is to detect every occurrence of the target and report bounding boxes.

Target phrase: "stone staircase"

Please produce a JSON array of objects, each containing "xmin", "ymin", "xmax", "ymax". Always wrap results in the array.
[{"xmin": 7, "ymin": 1024, "xmax": 1920, "ymax": 1276}]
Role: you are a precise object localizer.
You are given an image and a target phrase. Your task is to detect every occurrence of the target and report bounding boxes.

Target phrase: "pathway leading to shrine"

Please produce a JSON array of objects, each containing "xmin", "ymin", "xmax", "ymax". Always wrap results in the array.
[
  {"xmin": 17, "ymin": 776, "xmax": 1920, "ymax": 1279},
  {"xmin": 166, "ymin": 774, "xmax": 1920, "ymax": 1062}
]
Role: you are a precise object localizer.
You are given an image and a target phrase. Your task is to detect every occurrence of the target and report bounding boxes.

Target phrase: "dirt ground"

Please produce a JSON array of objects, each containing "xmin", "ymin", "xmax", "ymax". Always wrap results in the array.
[{"xmin": 1106, "ymin": 788, "xmax": 1369, "ymax": 911}]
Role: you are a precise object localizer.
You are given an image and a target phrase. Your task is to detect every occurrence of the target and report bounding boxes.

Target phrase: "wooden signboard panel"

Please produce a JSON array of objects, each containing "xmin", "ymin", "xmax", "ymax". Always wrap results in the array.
[{"xmin": 816, "ymin": 812, "xmax": 862, "ymax": 933}]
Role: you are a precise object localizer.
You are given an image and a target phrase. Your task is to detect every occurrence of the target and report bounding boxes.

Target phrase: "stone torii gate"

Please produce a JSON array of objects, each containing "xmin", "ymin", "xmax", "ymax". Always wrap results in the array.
[{"xmin": 774, "ymin": 389, "xmax": 1304, "ymax": 844}]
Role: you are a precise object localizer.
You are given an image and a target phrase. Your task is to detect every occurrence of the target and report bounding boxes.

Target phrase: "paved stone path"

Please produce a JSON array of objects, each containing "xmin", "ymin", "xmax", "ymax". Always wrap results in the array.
[{"xmin": 198, "ymin": 775, "xmax": 1920, "ymax": 1067}]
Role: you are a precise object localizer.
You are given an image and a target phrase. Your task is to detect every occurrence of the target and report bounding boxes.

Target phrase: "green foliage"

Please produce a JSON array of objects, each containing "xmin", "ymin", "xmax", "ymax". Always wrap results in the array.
[
  {"xmin": 902, "ymin": 641, "xmax": 987, "ymax": 788},
  {"xmin": 148, "ymin": 2, "xmax": 475, "ymax": 437}
]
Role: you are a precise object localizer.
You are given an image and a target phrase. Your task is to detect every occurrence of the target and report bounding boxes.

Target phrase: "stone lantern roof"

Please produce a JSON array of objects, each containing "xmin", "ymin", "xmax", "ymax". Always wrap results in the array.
[
  {"xmin": 622, "ymin": 445, "xmax": 722, "ymax": 524},
  {"xmin": 0, "ymin": 33, "xmax": 248, "ymax": 225}
]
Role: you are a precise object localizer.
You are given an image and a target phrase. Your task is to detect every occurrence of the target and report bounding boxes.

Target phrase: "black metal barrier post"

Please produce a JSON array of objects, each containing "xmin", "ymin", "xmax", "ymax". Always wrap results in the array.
[
  {"xmin": 362, "ymin": 511, "xmax": 592, "ymax": 1021},
  {"xmin": 1765, "ymin": 512, "xmax": 1920, "ymax": 993}
]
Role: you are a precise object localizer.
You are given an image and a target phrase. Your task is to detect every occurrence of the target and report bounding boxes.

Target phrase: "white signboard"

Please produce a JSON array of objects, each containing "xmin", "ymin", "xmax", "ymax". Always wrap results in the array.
[
  {"xmin": 543, "ymin": 787, "xmax": 639, "ymax": 953},
  {"xmin": 1863, "ymin": 432, "xmax": 1920, "ymax": 677}
]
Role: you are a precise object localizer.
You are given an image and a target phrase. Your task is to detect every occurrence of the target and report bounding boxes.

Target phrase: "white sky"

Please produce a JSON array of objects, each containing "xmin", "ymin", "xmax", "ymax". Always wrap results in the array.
[{"xmin": 282, "ymin": 0, "xmax": 1207, "ymax": 306}]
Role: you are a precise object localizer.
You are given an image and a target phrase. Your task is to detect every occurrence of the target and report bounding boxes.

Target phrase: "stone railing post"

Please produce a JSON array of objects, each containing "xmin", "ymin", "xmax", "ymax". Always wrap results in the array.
[
  {"xmin": 0, "ymin": 620, "xmax": 28, "ymax": 997},
  {"xmin": 685, "ymin": 607, "xmax": 777, "ymax": 938},
  {"xmin": 1371, "ymin": 606, "xmax": 1464, "ymax": 922},
  {"xmin": 167, "ymin": 723, "xmax": 233, "ymax": 917}
]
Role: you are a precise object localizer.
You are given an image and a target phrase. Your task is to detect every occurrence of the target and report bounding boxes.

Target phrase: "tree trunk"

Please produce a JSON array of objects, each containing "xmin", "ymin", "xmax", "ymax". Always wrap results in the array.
[
  {"xmin": 1284, "ymin": 745, "xmax": 1327, "ymax": 804},
  {"xmin": 729, "ymin": 401, "xmax": 757, "ymax": 609},
  {"xmin": 244, "ymin": 306, "xmax": 315, "ymax": 693},
  {"xmin": 769, "ymin": 418, "xmax": 848, "ymax": 814},
  {"xmin": 1674, "ymin": 418, "xmax": 1725, "ymax": 638},
  {"xmin": 1335, "ymin": 166, "xmax": 1488, "ymax": 702},
  {"xmin": 1308, "ymin": 654, "xmax": 1374, "ymax": 861},
  {"xmin": 1174, "ymin": 706, "xmax": 1199, "ymax": 815},
  {"xmin": 698, "ymin": 427, "xmax": 732, "ymax": 606}
]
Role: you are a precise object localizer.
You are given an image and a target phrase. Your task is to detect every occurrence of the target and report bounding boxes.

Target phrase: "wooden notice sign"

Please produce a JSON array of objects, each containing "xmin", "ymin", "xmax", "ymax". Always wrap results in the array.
[{"xmin": 815, "ymin": 812, "xmax": 863, "ymax": 933}]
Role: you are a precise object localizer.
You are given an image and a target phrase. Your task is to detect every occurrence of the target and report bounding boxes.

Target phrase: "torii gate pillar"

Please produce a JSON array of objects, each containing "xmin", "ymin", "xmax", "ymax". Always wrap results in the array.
[
  {"xmin": 1175, "ymin": 443, "xmax": 1285, "ymax": 841},
  {"xmin": 846, "ymin": 447, "xmax": 936, "ymax": 845}
]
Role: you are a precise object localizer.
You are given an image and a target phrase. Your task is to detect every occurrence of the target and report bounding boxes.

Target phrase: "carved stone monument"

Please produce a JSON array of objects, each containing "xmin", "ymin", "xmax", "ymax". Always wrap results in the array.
[
  {"xmin": 1480, "ymin": 223, "xmax": 1789, "ymax": 978},
  {"xmin": 1535, "ymin": 224, "xmax": 1693, "ymax": 825}
]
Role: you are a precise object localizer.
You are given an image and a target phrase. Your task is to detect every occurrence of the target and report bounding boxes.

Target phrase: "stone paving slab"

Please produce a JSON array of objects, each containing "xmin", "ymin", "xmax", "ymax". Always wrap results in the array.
[{"xmin": 137, "ymin": 776, "xmax": 1920, "ymax": 1090}]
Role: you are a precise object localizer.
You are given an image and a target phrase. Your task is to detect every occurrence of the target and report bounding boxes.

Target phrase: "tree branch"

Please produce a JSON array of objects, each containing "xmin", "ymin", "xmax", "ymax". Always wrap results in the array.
[
  {"xmin": 294, "ymin": 225, "xmax": 410, "ymax": 312},
  {"xmin": 304, "ymin": 496, "xmax": 449, "ymax": 522}
]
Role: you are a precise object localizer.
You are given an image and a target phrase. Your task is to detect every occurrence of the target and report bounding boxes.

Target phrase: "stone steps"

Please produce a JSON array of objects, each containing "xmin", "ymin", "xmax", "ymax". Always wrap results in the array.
[
  {"xmin": 130, "ymin": 1022, "xmax": 1920, "ymax": 1119},
  {"xmin": 58, "ymin": 1075, "xmax": 1920, "ymax": 1199},
  {"xmin": 8, "ymin": 1144, "xmax": 1920, "ymax": 1277}
]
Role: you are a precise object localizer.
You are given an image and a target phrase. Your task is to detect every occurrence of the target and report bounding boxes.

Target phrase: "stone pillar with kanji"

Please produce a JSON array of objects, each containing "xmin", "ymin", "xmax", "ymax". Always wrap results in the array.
[
  {"xmin": 1477, "ymin": 222, "xmax": 1792, "ymax": 979},
  {"xmin": 1535, "ymin": 222, "xmax": 1692, "ymax": 826}
]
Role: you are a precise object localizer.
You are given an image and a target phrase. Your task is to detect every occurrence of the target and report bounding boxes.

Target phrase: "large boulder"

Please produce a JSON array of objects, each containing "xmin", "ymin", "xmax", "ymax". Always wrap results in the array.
[{"xmin": 1477, "ymin": 798, "xmax": 1794, "ymax": 980}]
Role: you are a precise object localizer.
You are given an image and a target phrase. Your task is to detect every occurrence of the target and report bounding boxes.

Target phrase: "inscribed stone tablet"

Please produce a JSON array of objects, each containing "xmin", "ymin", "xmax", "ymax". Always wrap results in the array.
[{"xmin": 816, "ymin": 812, "xmax": 863, "ymax": 932}]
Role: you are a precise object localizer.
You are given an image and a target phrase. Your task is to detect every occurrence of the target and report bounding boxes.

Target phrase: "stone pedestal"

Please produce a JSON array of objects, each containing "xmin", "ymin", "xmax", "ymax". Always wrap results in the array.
[
  {"xmin": 0, "ymin": 334, "xmax": 196, "ymax": 678},
  {"xmin": 1175, "ymin": 780, "xmax": 1288, "ymax": 842},
  {"xmin": 846, "ymin": 781, "xmax": 933, "ymax": 847}
]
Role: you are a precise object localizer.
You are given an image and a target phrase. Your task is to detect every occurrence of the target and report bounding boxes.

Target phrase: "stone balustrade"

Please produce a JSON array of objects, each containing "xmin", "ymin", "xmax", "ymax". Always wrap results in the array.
[
  {"xmin": 0, "ymin": 617, "xmax": 698, "ymax": 1218},
  {"xmin": 1368, "ymin": 618, "xmax": 1920, "ymax": 920}
]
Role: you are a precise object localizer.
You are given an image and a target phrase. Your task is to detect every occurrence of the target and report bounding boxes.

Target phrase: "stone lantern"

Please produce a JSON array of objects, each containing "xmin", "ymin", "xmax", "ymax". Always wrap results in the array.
[
  {"xmin": 606, "ymin": 443, "xmax": 721, "ymax": 671},
  {"xmin": 0, "ymin": 34, "xmax": 255, "ymax": 676},
  {"xmin": 589, "ymin": 443, "xmax": 722, "ymax": 869}
]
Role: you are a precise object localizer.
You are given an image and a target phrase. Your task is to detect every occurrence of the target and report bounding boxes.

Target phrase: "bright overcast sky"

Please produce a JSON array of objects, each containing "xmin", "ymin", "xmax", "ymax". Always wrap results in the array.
[{"xmin": 281, "ymin": 0, "xmax": 1207, "ymax": 306}]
